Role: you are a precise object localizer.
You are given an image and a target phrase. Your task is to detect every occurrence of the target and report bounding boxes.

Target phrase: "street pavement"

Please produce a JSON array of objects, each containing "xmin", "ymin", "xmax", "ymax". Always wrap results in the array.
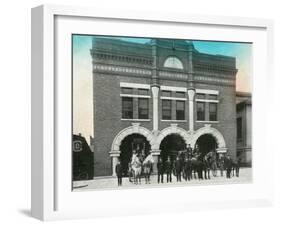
[{"xmin": 73, "ymin": 167, "xmax": 252, "ymax": 191}]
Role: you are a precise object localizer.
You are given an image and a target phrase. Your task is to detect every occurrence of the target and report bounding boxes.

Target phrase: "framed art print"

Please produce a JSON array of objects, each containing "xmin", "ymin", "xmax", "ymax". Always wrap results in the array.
[{"xmin": 31, "ymin": 4, "xmax": 274, "ymax": 221}]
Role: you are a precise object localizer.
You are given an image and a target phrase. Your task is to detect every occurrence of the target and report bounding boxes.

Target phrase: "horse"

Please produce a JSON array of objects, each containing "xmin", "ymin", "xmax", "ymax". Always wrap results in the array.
[
  {"xmin": 191, "ymin": 154, "xmax": 205, "ymax": 180},
  {"xmin": 211, "ymin": 159, "xmax": 218, "ymax": 177},
  {"xmin": 131, "ymin": 156, "xmax": 142, "ymax": 184},
  {"xmin": 190, "ymin": 157, "xmax": 199, "ymax": 179},
  {"xmin": 205, "ymin": 151, "xmax": 218, "ymax": 177}
]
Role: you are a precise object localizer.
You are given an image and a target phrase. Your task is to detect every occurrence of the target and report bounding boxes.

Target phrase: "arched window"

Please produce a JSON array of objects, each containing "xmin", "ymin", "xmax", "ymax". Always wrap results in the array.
[{"xmin": 164, "ymin": 56, "xmax": 184, "ymax": 69}]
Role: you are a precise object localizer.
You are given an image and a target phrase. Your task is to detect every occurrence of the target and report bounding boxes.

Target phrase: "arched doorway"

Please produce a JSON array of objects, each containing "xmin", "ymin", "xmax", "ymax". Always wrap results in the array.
[
  {"xmin": 119, "ymin": 133, "xmax": 151, "ymax": 176},
  {"xmin": 159, "ymin": 134, "xmax": 186, "ymax": 162},
  {"xmin": 153, "ymin": 124, "xmax": 190, "ymax": 151},
  {"xmin": 195, "ymin": 134, "xmax": 218, "ymax": 160},
  {"xmin": 190, "ymin": 125, "xmax": 226, "ymax": 151}
]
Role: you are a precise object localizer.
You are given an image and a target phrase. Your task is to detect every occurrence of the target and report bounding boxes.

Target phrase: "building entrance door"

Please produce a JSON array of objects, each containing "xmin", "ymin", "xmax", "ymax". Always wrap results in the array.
[
  {"xmin": 195, "ymin": 134, "xmax": 218, "ymax": 160},
  {"xmin": 159, "ymin": 134, "xmax": 186, "ymax": 162},
  {"xmin": 119, "ymin": 133, "xmax": 151, "ymax": 176}
]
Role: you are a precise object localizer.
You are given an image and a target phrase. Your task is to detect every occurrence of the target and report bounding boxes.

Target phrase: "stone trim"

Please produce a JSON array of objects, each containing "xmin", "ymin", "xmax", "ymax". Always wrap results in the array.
[
  {"xmin": 121, "ymin": 118, "xmax": 151, "ymax": 122},
  {"xmin": 160, "ymin": 96, "xmax": 186, "ymax": 101},
  {"xmin": 93, "ymin": 64, "xmax": 152, "ymax": 76},
  {"xmin": 153, "ymin": 124, "xmax": 191, "ymax": 150},
  {"xmin": 120, "ymin": 82, "xmax": 150, "ymax": 89},
  {"xmin": 160, "ymin": 85, "xmax": 187, "ymax": 92},
  {"xmin": 195, "ymin": 76, "xmax": 235, "ymax": 85},
  {"xmin": 120, "ymin": 94, "xmax": 151, "ymax": 98},
  {"xmin": 195, "ymin": 99, "xmax": 219, "ymax": 103},
  {"xmin": 196, "ymin": 89, "xmax": 219, "ymax": 95},
  {"xmin": 161, "ymin": 120, "xmax": 187, "ymax": 122},
  {"xmin": 196, "ymin": 120, "xmax": 219, "ymax": 123},
  {"xmin": 111, "ymin": 124, "xmax": 154, "ymax": 152},
  {"xmin": 190, "ymin": 124, "xmax": 227, "ymax": 149}
]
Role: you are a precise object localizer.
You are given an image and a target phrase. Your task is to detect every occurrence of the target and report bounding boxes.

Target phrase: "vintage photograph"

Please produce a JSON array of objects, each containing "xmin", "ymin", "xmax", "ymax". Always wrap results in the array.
[{"xmin": 72, "ymin": 35, "xmax": 252, "ymax": 191}]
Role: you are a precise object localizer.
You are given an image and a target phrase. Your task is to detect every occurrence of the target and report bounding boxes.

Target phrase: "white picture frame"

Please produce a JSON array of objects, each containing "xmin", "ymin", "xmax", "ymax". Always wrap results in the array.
[{"xmin": 31, "ymin": 4, "xmax": 274, "ymax": 221}]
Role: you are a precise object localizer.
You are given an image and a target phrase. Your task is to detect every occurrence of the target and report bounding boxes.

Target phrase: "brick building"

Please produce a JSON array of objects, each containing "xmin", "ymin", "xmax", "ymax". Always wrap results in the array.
[{"xmin": 90, "ymin": 38, "xmax": 238, "ymax": 177}]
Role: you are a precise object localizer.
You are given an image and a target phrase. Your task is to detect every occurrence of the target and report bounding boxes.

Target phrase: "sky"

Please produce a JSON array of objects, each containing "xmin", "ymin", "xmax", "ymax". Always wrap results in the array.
[{"xmin": 72, "ymin": 35, "xmax": 252, "ymax": 142}]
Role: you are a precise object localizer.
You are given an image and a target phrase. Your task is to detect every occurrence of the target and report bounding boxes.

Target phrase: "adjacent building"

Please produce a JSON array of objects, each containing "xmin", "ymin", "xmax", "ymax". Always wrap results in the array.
[
  {"xmin": 236, "ymin": 92, "xmax": 252, "ymax": 166},
  {"xmin": 90, "ymin": 38, "xmax": 238, "ymax": 177}
]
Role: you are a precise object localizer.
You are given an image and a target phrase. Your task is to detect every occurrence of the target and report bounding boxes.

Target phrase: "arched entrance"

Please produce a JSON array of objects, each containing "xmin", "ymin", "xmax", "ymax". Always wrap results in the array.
[
  {"xmin": 195, "ymin": 134, "xmax": 218, "ymax": 160},
  {"xmin": 159, "ymin": 133, "xmax": 186, "ymax": 162},
  {"xmin": 119, "ymin": 134, "xmax": 151, "ymax": 176},
  {"xmin": 190, "ymin": 125, "xmax": 227, "ymax": 152},
  {"xmin": 110, "ymin": 123, "xmax": 154, "ymax": 176},
  {"xmin": 153, "ymin": 124, "xmax": 191, "ymax": 150}
]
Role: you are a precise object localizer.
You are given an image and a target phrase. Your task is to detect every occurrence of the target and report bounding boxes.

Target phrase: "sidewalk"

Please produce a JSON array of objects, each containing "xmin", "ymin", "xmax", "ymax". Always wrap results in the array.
[{"xmin": 73, "ymin": 167, "xmax": 252, "ymax": 191}]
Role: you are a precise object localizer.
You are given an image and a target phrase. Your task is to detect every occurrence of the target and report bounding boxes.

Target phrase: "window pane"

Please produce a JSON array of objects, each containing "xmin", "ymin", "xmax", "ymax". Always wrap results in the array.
[
  {"xmin": 162, "ymin": 100, "xmax": 171, "ymax": 120},
  {"xmin": 122, "ymin": 97, "xmax": 133, "ymax": 119},
  {"xmin": 197, "ymin": 102, "xmax": 205, "ymax": 121},
  {"xmin": 121, "ymin": 88, "xmax": 133, "ymax": 94},
  {"xmin": 164, "ymin": 57, "xmax": 184, "ymax": 69},
  {"xmin": 176, "ymin": 101, "xmax": 185, "ymax": 120},
  {"xmin": 196, "ymin": 93, "xmax": 206, "ymax": 99},
  {"xmin": 209, "ymin": 94, "xmax": 218, "ymax": 100},
  {"xmin": 138, "ymin": 98, "xmax": 149, "ymax": 119},
  {"xmin": 209, "ymin": 103, "xmax": 217, "ymax": 121},
  {"xmin": 162, "ymin": 91, "xmax": 172, "ymax": 97},
  {"xmin": 138, "ymin": 89, "xmax": 149, "ymax": 96},
  {"xmin": 176, "ymin": 92, "xmax": 185, "ymax": 98}
]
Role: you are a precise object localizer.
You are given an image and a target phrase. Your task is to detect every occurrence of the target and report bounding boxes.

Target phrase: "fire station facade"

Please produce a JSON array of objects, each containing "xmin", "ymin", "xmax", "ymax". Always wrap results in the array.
[{"xmin": 91, "ymin": 38, "xmax": 238, "ymax": 177}]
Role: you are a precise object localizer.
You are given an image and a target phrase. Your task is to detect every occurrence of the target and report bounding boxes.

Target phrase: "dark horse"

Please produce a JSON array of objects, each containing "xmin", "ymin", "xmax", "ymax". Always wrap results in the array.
[{"xmin": 188, "ymin": 152, "xmax": 212, "ymax": 180}]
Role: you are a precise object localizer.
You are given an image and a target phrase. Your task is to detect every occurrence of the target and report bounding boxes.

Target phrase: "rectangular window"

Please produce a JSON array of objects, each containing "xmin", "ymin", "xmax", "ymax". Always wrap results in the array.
[
  {"xmin": 121, "ymin": 87, "xmax": 133, "ymax": 94},
  {"xmin": 122, "ymin": 97, "xmax": 133, "ymax": 119},
  {"xmin": 237, "ymin": 117, "xmax": 242, "ymax": 140},
  {"xmin": 209, "ymin": 103, "xmax": 218, "ymax": 121},
  {"xmin": 138, "ymin": 98, "xmax": 149, "ymax": 119},
  {"xmin": 197, "ymin": 102, "xmax": 205, "ymax": 121},
  {"xmin": 162, "ymin": 100, "xmax": 172, "ymax": 120},
  {"xmin": 176, "ymin": 92, "xmax": 185, "ymax": 98},
  {"xmin": 162, "ymin": 90, "xmax": 172, "ymax": 97},
  {"xmin": 196, "ymin": 93, "xmax": 206, "ymax": 99},
  {"xmin": 209, "ymin": 94, "xmax": 218, "ymax": 100},
  {"xmin": 138, "ymin": 89, "xmax": 149, "ymax": 96},
  {"xmin": 176, "ymin": 101, "xmax": 185, "ymax": 120}
]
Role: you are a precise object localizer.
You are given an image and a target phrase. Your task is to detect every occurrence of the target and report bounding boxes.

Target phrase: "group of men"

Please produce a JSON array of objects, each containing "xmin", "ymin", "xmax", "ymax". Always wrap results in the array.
[
  {"xmin": 115, "ymin": 145, "xmax": 241, "ymax": 186},
  {"xmin": 156, "ymin": 153, "xmax": 241, "ymax": 184}
]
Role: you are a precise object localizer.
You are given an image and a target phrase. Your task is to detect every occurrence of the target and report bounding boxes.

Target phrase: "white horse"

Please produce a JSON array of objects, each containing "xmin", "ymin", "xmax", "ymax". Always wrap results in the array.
[{"xmin": 131, "ymin": 156, "xmax": 142, "ymax": 184}]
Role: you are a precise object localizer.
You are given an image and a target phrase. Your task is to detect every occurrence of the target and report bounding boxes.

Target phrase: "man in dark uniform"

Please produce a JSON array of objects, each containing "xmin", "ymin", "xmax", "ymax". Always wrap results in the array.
[
  {"xmin": 174, "ymin": 156, "xmax": 182, "ymax": 182},
  {"xmin": 157, "ymin": 157, "xmax": 164, "ymax": 183},
  {"xmin": 115, "ymin": 159, "xmax": 123, "ymax": 186},
  {"xmin": 224, "ymin": 155, "xmax": 233, "ymax": 179},
  {"xmin": 235, "ymin": 157, "xmax": 241, "ymax": 177},
  {"xmin": 185, "ymin": 157, "xmax": 193, "ymax": 181},
  {"xmin": 186, "ymin": 144, "xmax": 193, "ymax": 159},
  {"xmin": 165, "ymin": 157, "xmax": 172, "ymax": 183},
  {"xmin": 183, "ymin": 157, "xmax": 188, "ymax": 181},
  {"xmin": 203, "ymin": 157, "xmax": 211, "ymax": 180}
]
